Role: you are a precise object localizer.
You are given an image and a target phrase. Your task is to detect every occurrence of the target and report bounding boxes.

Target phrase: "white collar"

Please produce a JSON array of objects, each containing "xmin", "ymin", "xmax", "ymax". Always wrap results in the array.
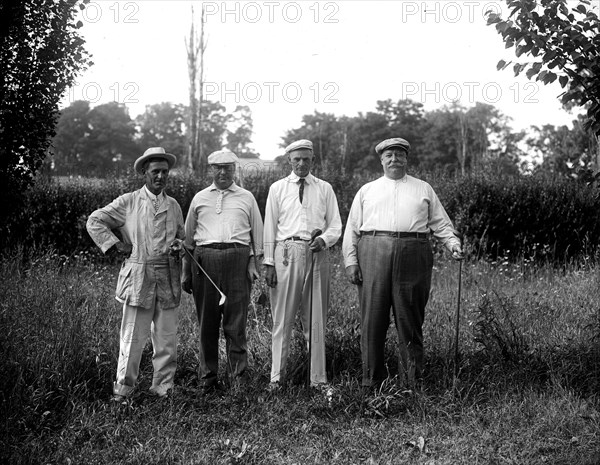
[{"xmin": 144, "ymin": 185, "xmax": 164, "ymax": 200}]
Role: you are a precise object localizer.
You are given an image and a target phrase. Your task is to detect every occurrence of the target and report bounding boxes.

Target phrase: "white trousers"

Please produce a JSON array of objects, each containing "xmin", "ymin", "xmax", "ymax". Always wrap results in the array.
[
  {"xmin": 113, "ymin": 298, "xmax": 178, "ymax": 396},
  {"xmin": 269, "ymin": 241, "xmax": 330, "ymax": 384}
]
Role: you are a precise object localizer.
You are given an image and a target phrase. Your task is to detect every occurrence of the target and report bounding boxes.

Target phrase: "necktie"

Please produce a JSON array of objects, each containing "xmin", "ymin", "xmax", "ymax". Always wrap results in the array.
[
  {"xmin": 298, "ymin": 178, "xmax": 305, "ymax": 204},
  {"xmin": 216, "ymin": 190, "xmax": 224, "ymax": 214},
  {"xmin": 153, "ymin": 196, "xmax": 160, "ymax": 213}
]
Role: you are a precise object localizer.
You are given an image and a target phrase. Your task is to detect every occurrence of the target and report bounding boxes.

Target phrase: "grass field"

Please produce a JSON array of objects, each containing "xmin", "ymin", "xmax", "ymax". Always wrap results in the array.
[{"xmin": 1, "ymin": 246, "xmax": 599, "ymax": 464}]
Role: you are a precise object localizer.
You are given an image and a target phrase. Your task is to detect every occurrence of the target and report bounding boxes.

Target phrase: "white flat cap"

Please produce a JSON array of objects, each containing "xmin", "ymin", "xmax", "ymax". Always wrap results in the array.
[
  {"xmin": 285, "ymin": 139, "xmax": 313, "ymax": 155},
  {"xmin": 207, "ymin": 149, "xmax": 239, "ymax": 165}
]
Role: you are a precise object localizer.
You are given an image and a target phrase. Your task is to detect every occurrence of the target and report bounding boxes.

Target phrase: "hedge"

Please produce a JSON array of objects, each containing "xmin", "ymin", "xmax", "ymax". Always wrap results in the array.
[{"xmin": 4, "ymin": 170, "xmax": 600, "ymax": 262}]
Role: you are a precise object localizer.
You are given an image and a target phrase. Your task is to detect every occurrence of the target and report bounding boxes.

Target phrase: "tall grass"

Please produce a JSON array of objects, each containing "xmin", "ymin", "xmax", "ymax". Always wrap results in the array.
[{"xmin": 1, "ymin": 247, "xmax": 599, "ymax": 464}]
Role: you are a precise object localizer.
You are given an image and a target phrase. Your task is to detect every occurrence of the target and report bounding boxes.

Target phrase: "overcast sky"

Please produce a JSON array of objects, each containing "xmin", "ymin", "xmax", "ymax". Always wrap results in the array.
[{"xmin": 64, "ymin": 0, "xmax": 591, "ymax": 159}]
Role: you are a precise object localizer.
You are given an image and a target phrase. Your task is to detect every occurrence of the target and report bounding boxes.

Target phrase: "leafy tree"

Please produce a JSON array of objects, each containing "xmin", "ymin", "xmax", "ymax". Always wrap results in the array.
[
  {"xmin": 486, "ymin": 0, "xmax": 600, "ymax": 164},
  {"xmin": 136, "ymin": 102, "xmax": 187, "ymax": 157},
  {"xmin": 51, "ymin": 100, "xmax": 91, "ymax": 175},
  {"xmin": 226, "ymin": 105, "xmax": 257, "ymax": 158},
  {"xmin": 421, "ymin": 102, "xmax": 522, "ymax": 174},
  {"xmin": 83, "ymin": 102, "xmax": 137, "ymax": 176},
  {"xmin": 282, "ymin": 112, "xmax": 346, "ymax": 171},
  {"xmin": 466, "ymin": 102, "xmax": 524, "ymax": 174},
  {"xmin": 420, "ymin": 105, "xmax": 463, "ymax": 171},
  {"xmin": 375, "ymin": 99, "xmax": 428, "ymax": 151},
  {"xmin": 282, "ymin": 100, "xmax": 429, "ymax": 175},
  {"xmin": 0, "ymin": 0, "xmax": 90, "ymax": 236},
  {"xmin": 343, "ymin": 111, "xmax": 389, "ymax": 173},
  {"xmin": 198, "ymin": 100, "xmax": 229, "ymax": 166},
  {"xmin": 526, "ymin": 114, "xmax": 598, "ymax": 176}
]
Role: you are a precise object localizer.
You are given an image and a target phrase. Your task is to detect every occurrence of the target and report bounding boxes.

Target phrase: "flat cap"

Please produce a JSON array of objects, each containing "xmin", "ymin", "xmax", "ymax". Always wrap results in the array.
[
  {"xmin": 375, "ymin": 138, "xmax": 411, "ymax": 155},
  {"xmin": 134, "ymin": 147, "xmax": 177, "ymax": 174},
  {"xmin": 207, "ymin": 149, "xmax": 239, "ymax": 165},
  {"xmin": 285, "ymin": 139, "xmax": 313, "ymax": 155}
]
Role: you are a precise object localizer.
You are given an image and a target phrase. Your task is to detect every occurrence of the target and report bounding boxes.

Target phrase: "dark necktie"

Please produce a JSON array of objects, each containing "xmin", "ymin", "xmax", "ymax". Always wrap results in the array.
[{"xmin": 298, "ymin": 178, "xmax": 305, "ymax": 204}]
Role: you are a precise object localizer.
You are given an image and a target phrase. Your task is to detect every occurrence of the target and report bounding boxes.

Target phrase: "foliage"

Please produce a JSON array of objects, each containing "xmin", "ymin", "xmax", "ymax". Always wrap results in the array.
[
  {"xmin": 440, "ymin": 170, "xmax": 600, "ymax": 261},
  {"xmin": 226, "ymin": 105, "xmax": 257, "ymax": 158},
  {"xmin": 487, "ymin": 0, "xmax": 600, "ymax": 136},
  {"xmin": 135, "ymin": 102, "xmax": 187, "ymax": 157},
  {"xmin": 283, "ymin": 99, "xmax": 525, "ymax": 175},
  {"xmin": 51, "ymin": 99, "xmax": 257, "ymax": 177},
  {"xmin": 4, "ymin": 170, "xmax": 600, "ymax": 264},
  {"xmin": 0, "ymin": 0, "xmax": 91, "ymax": 240},
  {"xmin": 526, "ymin": 113, "xmax": 599, "ymax": 176},
  {"xmin": 52, "ymin": 101, "xmax": 141, "ymax": 176}
]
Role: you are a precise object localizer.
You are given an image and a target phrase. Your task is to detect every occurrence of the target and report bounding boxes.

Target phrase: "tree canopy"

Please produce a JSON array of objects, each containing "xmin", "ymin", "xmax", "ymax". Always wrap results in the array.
[
  {"xmin": 281, "ymin": 99, "xmax": 521, "ymax": 175},
  {"xmin": 487, "ymin": 0, "xmax": 600, "ymax": 138},
  {"xmin": 0, "ymin": 0, "xmax": 90, "ymax": 234}
]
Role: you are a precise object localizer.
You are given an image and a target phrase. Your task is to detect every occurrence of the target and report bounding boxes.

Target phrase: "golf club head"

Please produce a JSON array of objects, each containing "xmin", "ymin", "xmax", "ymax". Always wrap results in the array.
[
  {"xmin": 309, "ymin": 229, "xmax": 323, "ymax": 247},
  {"xmin": 218, "ymin": 293, "xmax": 227, "ymax": 306},
  {"xmin": 310, "ymin": 228, "xmax": 323, "ymax": 240}
]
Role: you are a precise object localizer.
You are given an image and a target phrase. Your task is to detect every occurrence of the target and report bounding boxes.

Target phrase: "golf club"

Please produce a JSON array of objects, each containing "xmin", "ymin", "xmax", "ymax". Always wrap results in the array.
[
  {"xmin": 307, "ymin": 228, "xmax": 323, "ymax": 389},
  {"xmin": 453, "ymin": 231, "xmax": 464, "ymax": 381},
  {"xmin": 183, "ymin": 246, "xmax": 227, "ymax": 306}
]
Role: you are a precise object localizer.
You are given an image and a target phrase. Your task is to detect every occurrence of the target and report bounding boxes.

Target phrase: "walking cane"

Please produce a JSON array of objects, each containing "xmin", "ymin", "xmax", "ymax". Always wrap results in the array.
[
  {"xmin": 183, "ymin": 246, "xmax": 227, "ymax": 306},
  {"xmin": 453, "ymin": 232, "xmax": 464, "ymax": 381},
  {"xmin": 307, "ymin": 228, "xmax": 323, "ymax": 389}
]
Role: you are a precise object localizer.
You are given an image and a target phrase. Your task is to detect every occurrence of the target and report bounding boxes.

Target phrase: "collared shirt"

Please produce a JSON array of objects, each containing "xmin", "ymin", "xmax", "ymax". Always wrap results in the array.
[
  {"xmin": 263, "ymin": 172, "xmax": 342, "ymax": 266},
  {"xmin": 143, "ymin": 185, "xmax": 164, "ymax": 212},
  {"xmin": 342, "ymin": 175, "xmax": 460, "ymax": 267},
  {"xmin": 86, "ymin": 187, "xmax": 185, "ymax": 308},
  {"xmin": 184, "ymin": 182, "xmax": 263, "ymax": 254}
]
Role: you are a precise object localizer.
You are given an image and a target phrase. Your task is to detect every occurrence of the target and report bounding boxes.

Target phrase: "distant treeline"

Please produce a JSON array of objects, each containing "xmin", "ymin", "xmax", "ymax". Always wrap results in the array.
[{"xmin": 6, "ymin": 169, "xmax": 600, "ymax": 263}]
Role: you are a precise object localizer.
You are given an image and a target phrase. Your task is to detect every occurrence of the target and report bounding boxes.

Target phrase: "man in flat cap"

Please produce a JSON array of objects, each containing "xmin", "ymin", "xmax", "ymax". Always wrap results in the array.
[
  {"xmin": 182, "ymin": 149, "xmax": 263, "ymax": 392},
  {"xmin": 342, "ymin": 137, "xmax": 463, "ymax": 392},
  {"xmin": 263, "ymin": 139, "xmax": 342, "ymax": 389},
  {"xmin": 87, "ymin": 147, "xmax": 185, "ymax": 401}
]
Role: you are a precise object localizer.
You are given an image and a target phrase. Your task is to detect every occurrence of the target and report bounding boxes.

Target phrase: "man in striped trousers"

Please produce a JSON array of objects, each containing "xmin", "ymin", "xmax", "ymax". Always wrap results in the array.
[{"xmin": 342, "ymin": 137, "xmax": 463, "ymax": 391}]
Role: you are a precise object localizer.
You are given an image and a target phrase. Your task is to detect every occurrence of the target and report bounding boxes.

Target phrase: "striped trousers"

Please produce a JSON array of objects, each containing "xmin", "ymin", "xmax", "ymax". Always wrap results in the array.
[
  {"xmin": 191, "ymin": 245, "xmax": 251, "ymax": 386},
  {"xmin": 357, "ymin": 236, "xmax": 433, "ymax": 388}
]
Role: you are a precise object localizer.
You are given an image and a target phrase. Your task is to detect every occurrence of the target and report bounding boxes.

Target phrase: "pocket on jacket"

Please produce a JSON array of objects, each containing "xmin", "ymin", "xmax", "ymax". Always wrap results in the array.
[{"xmin": 116, "ymin": 261, "xmax": 133, "ymax": 301}]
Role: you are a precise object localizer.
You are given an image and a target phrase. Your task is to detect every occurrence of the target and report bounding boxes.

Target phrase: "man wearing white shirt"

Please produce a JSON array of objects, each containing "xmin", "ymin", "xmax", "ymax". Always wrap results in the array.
[
  {"xmin": 342, "ymin": 137, "xmax": 463, "ymax": 391},
  {"xmin": 183, "ymin": 149, "xmax": 263, "ymax": 392},
  {"xmin": 264, "ymin": 139, "xmax": 342, "ymax": 388}
]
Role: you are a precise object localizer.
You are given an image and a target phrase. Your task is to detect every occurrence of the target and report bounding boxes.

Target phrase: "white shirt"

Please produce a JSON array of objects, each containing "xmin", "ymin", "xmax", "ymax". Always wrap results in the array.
[
  {"xmin": 263, "ymin": 172, "xmax": 342, "ymax": 266},
  {"xmin": 184, "ymin": 182, "xmax": 263, "ymax": 255},
  {"xmin": 342, "ymin": 175, "xmax": 460, "ymax": 267},
  {"xmin": 143, "ymin": 185, "xmax": 164, "ymax": 212}
]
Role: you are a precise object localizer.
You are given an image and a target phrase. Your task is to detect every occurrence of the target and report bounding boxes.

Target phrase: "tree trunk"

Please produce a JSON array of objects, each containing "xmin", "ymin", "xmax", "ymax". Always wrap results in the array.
[
  {"xmin": 185, "ymin": 8, "xmax": 198, "ymax": 172},
  {"xmin": 458, "ymin": 112, "xmax": 467, "ymax": 175},
  {"xmin": 196, "ymin": 5, "xmax": 207, "ymax": 177}
]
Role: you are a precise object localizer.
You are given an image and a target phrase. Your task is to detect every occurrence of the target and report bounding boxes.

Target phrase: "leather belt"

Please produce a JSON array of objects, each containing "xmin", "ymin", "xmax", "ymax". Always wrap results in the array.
[
  {"xmin": 284, "ymin": 236, "xmax": 309, "ymax": 242},
  {"xmin": 199, "ymin": 242, "xmax": 247, "ymax": 249},
  {"xmin": 361, "ymin": 231, "xmax": 428, "ymax": 239}
]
